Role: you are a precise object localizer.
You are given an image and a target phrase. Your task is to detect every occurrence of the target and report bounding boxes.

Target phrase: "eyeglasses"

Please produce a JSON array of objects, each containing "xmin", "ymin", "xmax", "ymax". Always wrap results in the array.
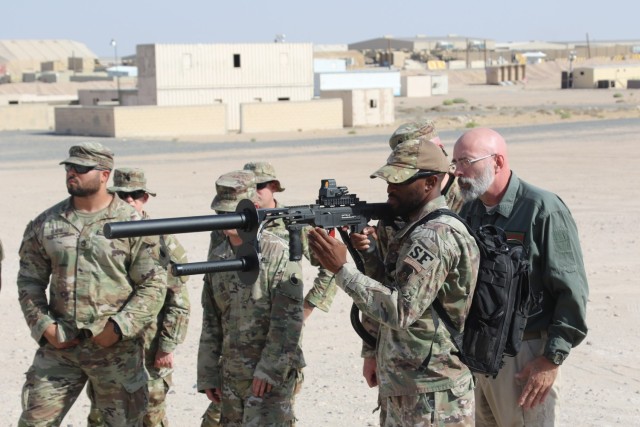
[
  {"xmin": 117, "ymin": 190, "xmax": 147, "ymax": 200},
  {"xmin": 64, "ymin": 164, "xmax": 97, "ymax": 174},
  {"xmin": 450, "ymin": 153, "xmax": 496, "ymax": 171},
  {"xmin": 256, "ymin": 182, "xmax": 270, "ymax": 190}
]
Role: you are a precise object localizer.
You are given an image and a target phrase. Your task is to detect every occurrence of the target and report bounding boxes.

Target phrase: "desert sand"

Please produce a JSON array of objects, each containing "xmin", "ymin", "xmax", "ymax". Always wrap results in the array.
[{"xmin": 1, "ymin": 65, "xmax": 639, "ymax": 426}]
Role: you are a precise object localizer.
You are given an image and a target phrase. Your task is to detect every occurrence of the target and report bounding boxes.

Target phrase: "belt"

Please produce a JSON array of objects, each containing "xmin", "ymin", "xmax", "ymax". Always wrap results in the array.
[{"xmin": 522, "ymin": 330, "xmax": 542, "ymax": 341}]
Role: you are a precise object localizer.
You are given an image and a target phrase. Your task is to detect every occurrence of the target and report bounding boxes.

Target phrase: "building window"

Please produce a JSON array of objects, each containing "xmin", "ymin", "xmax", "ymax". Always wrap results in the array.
[
  {"xmin": 233, "ymin": 54, "xmax": 241, "ymax": 68},
  {"xmin": 277, "ymin": 97, "xmax": 290, "ymax": 101},
  {"xmin": 369, "ymin": 99, "xmax": 378, "ymax": 108}
]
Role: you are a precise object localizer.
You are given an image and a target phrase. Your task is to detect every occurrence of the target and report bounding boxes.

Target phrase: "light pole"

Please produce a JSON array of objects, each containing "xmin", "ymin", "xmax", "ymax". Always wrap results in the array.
[
  {"xmin": 568, "ymin": 51, "xmax": 576, "ymax": 89},
  {"xmin": 110, "ymin": 39, "xmax": 121, "ymax": 104}
]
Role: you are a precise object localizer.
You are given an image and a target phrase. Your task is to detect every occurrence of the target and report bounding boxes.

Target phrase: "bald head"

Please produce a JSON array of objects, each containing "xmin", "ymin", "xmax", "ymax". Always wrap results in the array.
[
  {"xmin": 455, "ymin": 128, "xmax": 508, "ymax": 164},
  {"xmin": 453, "ymin": 128, "xmax": 510, "ymax": 205}
]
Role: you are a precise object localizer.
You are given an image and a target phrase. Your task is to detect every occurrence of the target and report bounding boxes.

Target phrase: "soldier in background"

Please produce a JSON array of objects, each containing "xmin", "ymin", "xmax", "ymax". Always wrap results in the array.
[
  {"xmin": 201, "ymin": 161, "xmax": 336, "ymax": 426},
  {"xmin": 388, "ymin": 119, "xmax": 464, "ymax": 213},
  {"xmin": 198, "ymin": 170, "xmax": 304, "ymax": 426},
  {"xmin": 243, "ymin": 161, "xmax": 337, "ymax": 320},
  {"xmin": 87, "ymin": 168, "xmax": 191, "ymax": 427},
  {"xmin": 17, "ymin": 143, "xmax": 166, "ymax": 426}
]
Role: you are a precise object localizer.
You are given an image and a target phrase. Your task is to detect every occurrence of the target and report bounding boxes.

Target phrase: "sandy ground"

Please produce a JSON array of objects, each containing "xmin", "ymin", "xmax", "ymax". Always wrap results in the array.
[{"xmin": 1, "ymin": 70, "xmax": 640, "ymax": 426}]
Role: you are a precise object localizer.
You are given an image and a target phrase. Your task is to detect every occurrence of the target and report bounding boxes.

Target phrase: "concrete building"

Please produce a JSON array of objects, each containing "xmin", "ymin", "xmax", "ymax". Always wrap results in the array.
[
  {"xmin": 136, "ymin": 43, "xmax": 314, "ymax": 130},
  {"xmin": 320, "ymin": 88, "xmax": 394, "ymax": 127},
  {"xmin": 0, "ymin": 39, "xmax": 96, "ymax": 82},
  {"xmin": 314, "ymin": 70, "xmax": 401, "ymax": 97},
  {"xmin": 572, "ymin": 64, "xmax": 640, "ymax": 88},
  {"xmin": 349, "ymin": 35, "xmax": 494, "ymax": 52}
]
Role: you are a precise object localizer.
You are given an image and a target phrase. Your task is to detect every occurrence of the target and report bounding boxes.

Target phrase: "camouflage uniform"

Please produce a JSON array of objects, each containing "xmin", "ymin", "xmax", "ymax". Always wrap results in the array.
[
  {"xmin": 202, "ymin": 163, "xmax": 335, "ymax": 426},
  {"xmin": 243, "ymin": 161, "xmax": 337, "ymax": 311},
  {"xmin": 389, "ymin": 120, "xmax": 464, "ymax": 213},
  {"xmin": 342, "ymin": 140, "xmax": 480, "ymax": 426},
  {"xmin": 198, "ymin": 171, "xmax": 305, "ymax": 427},
  {"xmin": 17, "ymin": 143, "xmax": 167, "ymax": 427},
  {"xmin": 87, "ymin": 168, "xmax": 191, "ymax": 427}
]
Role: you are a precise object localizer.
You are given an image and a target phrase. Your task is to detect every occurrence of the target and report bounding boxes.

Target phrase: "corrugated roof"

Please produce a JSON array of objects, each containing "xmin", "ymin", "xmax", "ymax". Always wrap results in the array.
[{"xmin": 0, "ymin": 39, "xmax": 97, "ymax": 62}]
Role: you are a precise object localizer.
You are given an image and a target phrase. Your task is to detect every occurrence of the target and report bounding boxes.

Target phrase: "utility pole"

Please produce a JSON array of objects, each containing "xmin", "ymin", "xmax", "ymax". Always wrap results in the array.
[{"xmin": 110, "ymin": 39, "xmax": 121, "ymax": 105}]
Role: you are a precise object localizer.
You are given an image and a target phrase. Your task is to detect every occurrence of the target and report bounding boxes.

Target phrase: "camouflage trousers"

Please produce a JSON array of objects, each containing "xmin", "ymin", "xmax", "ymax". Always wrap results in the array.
[
  {"xmin": 379, "ymin": 387, "xmax": 475, "ymax": 427},
  {"xmin": 207, "ymin": 368, "xmax": 298, "ymax": 427},
  {"xmin": 88, "ymin": 373, "xmax": 172, "ymax": 427},
  {"xmin": 19, "ymin": 339, "xmax": 148, "ymax": 427},
  {"xmin": 201, "ymin": 369, "xmax": 304, "ymax": 427}
]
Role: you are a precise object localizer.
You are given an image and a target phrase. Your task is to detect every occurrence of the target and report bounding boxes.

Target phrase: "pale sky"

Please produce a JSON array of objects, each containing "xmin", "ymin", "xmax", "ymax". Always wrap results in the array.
[{"xmin": 2, "ymin": 0, "xmax": 639, "ymax": 57}]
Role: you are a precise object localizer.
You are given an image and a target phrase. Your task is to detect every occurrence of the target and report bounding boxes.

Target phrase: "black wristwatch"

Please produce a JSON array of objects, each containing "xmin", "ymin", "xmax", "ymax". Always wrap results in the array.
[
  {"xmin": 545, "ymin": 351, "xmax": 565, "ymax": 366},
  {"xmin": 109, "ymin": 319, "xmax": 123, "ymax": 341}
]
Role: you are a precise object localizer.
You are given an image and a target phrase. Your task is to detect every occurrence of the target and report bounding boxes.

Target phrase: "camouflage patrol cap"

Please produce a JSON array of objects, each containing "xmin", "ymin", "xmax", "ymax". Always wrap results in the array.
[
  {"xmin": 243, "ymin": 161, "xmax": 285, "ymax": 192},
  {"xmin": 389, "ymin": 119, "xmax": 438, "ymax": 149},
  {"xmin": 108, "ymin": 168, "xmax": 157, "ymax": 196},
  {"xmin": 371, "ymin": 139, "xmax": 450, "ymax": 184},
  {"xmin": 211, "ymin": 170, "xmax": 259, "ymax": 212},
  {"xmin": 60, "ymin": 142, "xmax": 114, "ymax": 170}
]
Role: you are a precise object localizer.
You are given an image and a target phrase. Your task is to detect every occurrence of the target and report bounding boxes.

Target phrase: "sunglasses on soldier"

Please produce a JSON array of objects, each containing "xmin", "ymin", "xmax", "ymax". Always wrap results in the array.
[
  {"xmin": 64, "ymin": 164, "xmax": 98, "ymax": 174},
  {"xmin": 117, "ymin": 190, "xmax": 147, "ymax": 200}
]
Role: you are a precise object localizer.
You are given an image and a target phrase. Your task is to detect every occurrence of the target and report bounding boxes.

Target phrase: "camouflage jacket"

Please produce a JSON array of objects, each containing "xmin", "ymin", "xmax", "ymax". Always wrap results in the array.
[
  {"xmin": 142, "ymin": 211, "xmax": 191, "ymax": 379},
  {"xmin": 17, "ymin": 196, "xmax": 167, "ymax": 344},
  {"xmin": 209, "ymin": 200, "xmax": 337, "ymax": 312},
  {"xmin": 197, "ymin": 231, "xmax": 305, "ymax": 392},
  {"xmin": 338, "ymin": 196, "xmax": 479, "ymax": 397}
]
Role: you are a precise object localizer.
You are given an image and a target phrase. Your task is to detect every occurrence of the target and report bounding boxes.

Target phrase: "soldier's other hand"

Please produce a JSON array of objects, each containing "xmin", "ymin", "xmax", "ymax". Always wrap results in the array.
[
  {"xmin": 205, "ymin": 388, "xmax": 221, "ymax": 403},
  {"xmin": 308, "ymin": 227, "xmax": 348, "ymax": 274},
  {"xmin": 43, "ymin": 323, "xmax": 80, "ymax": 349},
  {"xmin": 252, "ymin": 377, "xmax": 273, "ymax": 397},
  {"xmin": 92, "ymin": 321, "xmax": 120, "ymax": 348},
  {"xmin": 350, "ymin": 226, "xmax": 378, "ymax": 251},
  {"xmin": 155, "ymin": 351, "xmax": 174, "ymax": 368},
  {"xmin": 515, "ymin": 355, "xmax": 559, "ymax": 409},
  {"xmin": 363, "ymin": 357, "xmax": 378, "ymax": 388}
]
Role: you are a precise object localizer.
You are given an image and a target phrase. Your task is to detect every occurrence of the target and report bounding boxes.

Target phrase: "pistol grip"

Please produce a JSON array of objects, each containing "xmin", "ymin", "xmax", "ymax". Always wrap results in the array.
[{"xmin": 289, "ymin": 227, "xmax": 303, "ymax": 261}]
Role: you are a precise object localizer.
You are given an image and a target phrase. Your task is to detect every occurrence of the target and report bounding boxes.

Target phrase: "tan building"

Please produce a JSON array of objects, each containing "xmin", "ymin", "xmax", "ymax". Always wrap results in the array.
[
  {"xmin": 572, "ymin": 64, "xmax": 640, "ymax": 88},
  {"xmin": 0, "ymin": 39, "xmax": 96, "ymax": 82},
  {"xmin": 320, "ymin": 88, "xmax": 394, "ymax": 127},
  {"xmin": 136, "ymin": 43, "xmax": 314, "ymax": 130}
]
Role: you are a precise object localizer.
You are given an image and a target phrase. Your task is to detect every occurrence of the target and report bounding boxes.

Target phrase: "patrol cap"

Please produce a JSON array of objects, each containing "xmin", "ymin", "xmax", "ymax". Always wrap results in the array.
[
  {"xmin": 371, "ymin": 139, "xmax": 450, "ymax": 184},
  {"xmin": 211, "ymin": 170, "xmax": 259, "ymax": 212},
  {"xmin": 60, "ymin": 142, "xmax": 114, "ymax": 170},
  {"xmin": 108, "ymin": 168, "xmax": 156, "ymax": 197},
  {"xmin": 243, "ymin": 161, "xmax": 285, "ymax": 192},
  {"xmin": 389, "ymin": 119, "xmax": 438, "ymax": 149}
]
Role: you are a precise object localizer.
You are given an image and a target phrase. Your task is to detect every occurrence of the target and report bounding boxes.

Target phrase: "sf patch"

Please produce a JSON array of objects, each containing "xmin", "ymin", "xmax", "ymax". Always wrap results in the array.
[{"xmin": 404, "ymin": 243, "xmax": 437, "ymax": 273}]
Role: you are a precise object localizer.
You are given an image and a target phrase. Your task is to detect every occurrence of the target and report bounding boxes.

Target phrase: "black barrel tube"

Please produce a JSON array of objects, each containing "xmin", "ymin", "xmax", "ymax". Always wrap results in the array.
[
  {"xmin": 105, "ymin": 213, "xmax": 248, "ymax": 239},
  {"xmin": 172, "ymin": 258, "xmax": 248, "ymax": 276}
]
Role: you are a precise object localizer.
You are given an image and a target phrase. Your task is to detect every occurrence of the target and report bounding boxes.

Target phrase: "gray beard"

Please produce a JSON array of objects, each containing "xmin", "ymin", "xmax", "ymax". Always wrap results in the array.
[{"xmin": 458, "ymin": 165, "xmax": 495, "ymax": 202}]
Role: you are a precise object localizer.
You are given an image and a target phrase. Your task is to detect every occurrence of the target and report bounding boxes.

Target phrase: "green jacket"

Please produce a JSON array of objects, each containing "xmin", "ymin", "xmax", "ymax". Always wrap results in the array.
[
  {"xmin": 18, "ymin": 196, "xmax": 167, "ymax": 344},
  {"xmin": 459, "ymin": 171, "xmax": 589, "ymax": 358}
]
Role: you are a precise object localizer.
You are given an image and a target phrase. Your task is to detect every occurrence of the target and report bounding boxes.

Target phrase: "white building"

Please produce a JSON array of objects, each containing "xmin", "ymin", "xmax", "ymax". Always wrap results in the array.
[{"xmin": 136, "ymin": 43, "xmax": 314, "ymax": 130}]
